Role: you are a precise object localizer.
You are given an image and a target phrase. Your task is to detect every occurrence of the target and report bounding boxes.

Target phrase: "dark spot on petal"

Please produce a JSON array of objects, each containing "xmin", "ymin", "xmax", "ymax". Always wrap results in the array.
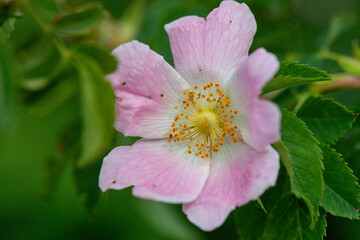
[
  {"xmin": 122, "ymin": 82, "xmax": 126, "ymax": 86},
  {"xmin": 152, "ymin": 185, "xmax": 156, "ymax": 188},
  {"xmin": 160, "ymin": 94, "xmax": 164, "ymax": 97},
  {"xmin": 230, "ymin": 20, "xmax": 232, "ymax": 23},
  {"xmin": 117, "ymin": 97, "xmax": 122, "ymax": 102},
  {"xmin": 112, "ymin": 180, "xmax": 116, "ymax": 184},
  {"xmin": 148, "ymin": 96, "xmax": 152, "ymax": 99},
  {"xmin": 199, "ymin": 68, "xmax": 202, "ymax": 72}
]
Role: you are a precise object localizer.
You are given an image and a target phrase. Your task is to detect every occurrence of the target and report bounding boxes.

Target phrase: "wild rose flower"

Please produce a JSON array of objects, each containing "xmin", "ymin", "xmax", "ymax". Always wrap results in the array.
[{"xmin": 99, "ymin": 0, "xmax": 281, "ymax": 231}]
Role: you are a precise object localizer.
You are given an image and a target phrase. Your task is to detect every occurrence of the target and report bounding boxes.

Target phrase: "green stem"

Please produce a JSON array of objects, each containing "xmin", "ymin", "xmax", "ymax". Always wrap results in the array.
[{"xmin": 312, "ymin": 74, "xmax": 360, "ymax": 94}]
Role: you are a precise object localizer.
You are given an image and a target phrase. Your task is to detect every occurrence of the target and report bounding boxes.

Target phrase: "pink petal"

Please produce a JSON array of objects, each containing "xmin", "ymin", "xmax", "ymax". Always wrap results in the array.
[
  {"xmin": 183, "ymin": 142, "xmax": 279, "ymax": 231},
  {"xmin": 233, "ymin": 48, "xmax": 281, "ymax": 150},
  {"xmin": 165, "ymin": 1, "xmax": 256, "ymax": 84},
  {"xmin": 114, "ymin": 90, "xmax": 176, "ymax": 138},
  {"xmin": 99, "ymin": 139, "xmax": 210, "ymax": 203},
  {"xmin": 108, "ymin": 40, "xmax": 189, "ymax": 138},
  {"xmin": 165, "ymin": 16, "xmax": 206, "ymax": 84}
]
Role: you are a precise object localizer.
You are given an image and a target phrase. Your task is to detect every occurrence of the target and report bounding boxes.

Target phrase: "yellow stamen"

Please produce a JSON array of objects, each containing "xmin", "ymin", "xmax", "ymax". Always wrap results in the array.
[{"xmin": 168, "ymin": 83, "xmax": 241, "ymax": 159}]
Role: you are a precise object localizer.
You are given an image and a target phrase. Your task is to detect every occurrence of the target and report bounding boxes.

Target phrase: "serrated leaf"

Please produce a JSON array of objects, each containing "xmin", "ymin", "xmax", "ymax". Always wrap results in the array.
[
  {"xmin": 54, "ymin": 3, "xmax": 105, "ymax": 35},
  {"xmin": 76, "ymin": 55, "xmax": 115, "ymax": 167},
  {"xmin": 262, "ymin": 61, "xmax": 331, "ymax": 94},
  {"xmin": 297, "ymin": 96, "xmax": 356, "ymax": 144},
  {"xmin": 263, "ymin": 194, "xmax": 327, "ymax": 240},
  {"xmin": 273, "ymin": 141, "xmax": 292, "ymax": 175},
  {"xmin": 279, "ymin": 109, "xmax": 324, "ymax": 221},
  {"xmin": 321, "ymin": 144, "xmax": 360, "ymax": 219},
  {"xmin": 335, "ymin": 120, "xmax": 360, "ymax": 176}
]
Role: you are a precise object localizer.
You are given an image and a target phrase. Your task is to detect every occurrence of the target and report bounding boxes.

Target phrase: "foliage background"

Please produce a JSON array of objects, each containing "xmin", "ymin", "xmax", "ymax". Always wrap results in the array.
[{"xmin": 1, "ymin": 0, "xmax": 360, "ymax": 239}]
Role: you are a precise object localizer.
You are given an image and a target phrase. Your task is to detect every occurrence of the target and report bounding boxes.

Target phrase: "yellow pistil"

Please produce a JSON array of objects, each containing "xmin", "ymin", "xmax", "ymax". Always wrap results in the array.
[
  {"xmin": 196, "ymin": 111, "xmax": 218, "ymax": 133},
  {"xmin": 168, "ymin": 82, "xmax": 241, "ymax": 158}
]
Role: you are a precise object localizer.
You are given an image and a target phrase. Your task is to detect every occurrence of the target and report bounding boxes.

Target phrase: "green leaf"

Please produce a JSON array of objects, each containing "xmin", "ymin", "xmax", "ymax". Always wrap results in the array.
[
  {"xmin": 236, "ymin": 202, "xmax": 267, "ymax": 240},
  {"xmin": 335, "ymin": 120, "xmax": 360, "ymax": 178},
  {"xmin": 42, "ymin": 120, "xmax": 81, "ymax": 200},
  {"xmin": 76, "ymin": 55, "xmax": 115, "ymax": 167},
  {"xmin": 273, "ymin": 141, "xmax": 292, "ymax": 176},
  {"xmin": 321, "ymin": 144, "xmax": 360, "ymax": 219},
  {"xmin": 0, "ymin": 41, "xmax": 15, "ymax": 132},
  {"xmin": 18, "ymin": 37, "xmax": 66, "ymax": 90},
  {"xmin": 75, "ymin": 43, "xmax": 117, "ymax": 74},
  {"xmin": 322, "ymin": 12, "xmax": 358, "ymax": 50},
  {"xmin": 297, "ymin": 96, "xmax": 356, "ymax": 144},
  {"xmin": 263, "ymin": 194, "xmax": 327, "ymax": 240},
  {"xmin": 353, "ymin": 40, "xmax": 360, "ymax": 60},
  {"xmin": 319, "ymin": 51, "xmax": 360, "ymax": 75},
  {"xmin": 262, "ymin": 61, "xmax": 331, "ymax": 94},
  {"xmin": 279, "ymin": 109, "xmax": 324, "ymax": 221},
  {"xmin": 24, "ymin": 76, "xmax": 77, "ymax": 117},
  {"xmin": 137, "ymin": 201, "xmax": 205, "ymax": 240},
  {"xmin": 73, "ymin": 160, "xmax": 102, "ymax": 214},
  {"xmin": 0, "ymin": 17, "xmax": 16, "ymax": 39},
  {"xmin": 54, "ymin": 3, "xmax": 105, "ymax": 35}
]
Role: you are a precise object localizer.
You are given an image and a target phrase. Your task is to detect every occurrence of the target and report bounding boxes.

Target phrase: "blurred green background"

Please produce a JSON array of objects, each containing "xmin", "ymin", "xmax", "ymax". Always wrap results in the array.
[{"xmin": 1, "ymin": 0, "xmax": 360, "ymax": 239}]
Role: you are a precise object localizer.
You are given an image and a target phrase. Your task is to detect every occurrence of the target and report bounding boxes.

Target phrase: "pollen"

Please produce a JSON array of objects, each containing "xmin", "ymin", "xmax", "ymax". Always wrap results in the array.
[{"xmin": 168, "ymin": 82, "xmax": 241, "ymax": 159}]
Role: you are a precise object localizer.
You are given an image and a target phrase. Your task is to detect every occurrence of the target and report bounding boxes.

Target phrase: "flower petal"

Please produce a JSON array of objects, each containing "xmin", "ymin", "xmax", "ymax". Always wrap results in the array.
[
  {"xmin": 165, "ymin": 1, "xmax": 256, "ymax": 84},
  {"xmin": 114, "ymin": 90, "xmax": 177, "ymax": 138},
  {"xmin": 183, "ymin": 141, "xmax": 279, "ymax": 231},
  {"xmin": 233, "ymin": 48, "xmax": 281, "ymax": 150},
  {"xmin": 165, "ymin": 16, "xmax": 206, "ymax": 84},
  {"xmin": 108, "ymin": 40, "xmax": 189, "ymax": 138},
  {"xmin": 99, "ymin": 139, "xmax": 210, "ymax": 203}
]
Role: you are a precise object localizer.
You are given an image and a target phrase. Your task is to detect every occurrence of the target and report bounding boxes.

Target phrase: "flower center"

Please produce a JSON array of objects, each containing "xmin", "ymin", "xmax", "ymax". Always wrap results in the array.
[
  {"xmin": 196, "ymin": 111, "xmax": 218, "ymax": 133},
  {"xmin": 168, "ymin": 82, "xmax": 240, "ymax": 159}
]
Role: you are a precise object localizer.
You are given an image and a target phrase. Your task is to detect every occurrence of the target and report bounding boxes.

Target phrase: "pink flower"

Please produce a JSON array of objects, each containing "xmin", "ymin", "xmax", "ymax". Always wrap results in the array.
[{"xmin": 99, "ymin": 0, "xmax": 280, "ymax": 231}]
